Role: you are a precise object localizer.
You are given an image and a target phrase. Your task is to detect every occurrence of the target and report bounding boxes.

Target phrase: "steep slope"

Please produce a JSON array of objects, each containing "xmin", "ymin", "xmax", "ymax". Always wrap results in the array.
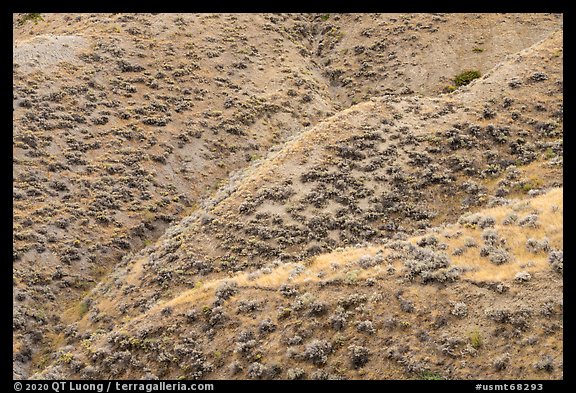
[
  {"xmin": 33, "ymin": 188, "xmax": 563, "ymax": 380},
  {"xmin": 301, "ymin": 13, "xmax": 562, "ymax": 104},
  {"xmin": 13, "ymin": 13, "xmax": 343, "ymax": 379},
  {"xmin": 29, "ymin": 29, "xmax": 563, "ymax": 380}
]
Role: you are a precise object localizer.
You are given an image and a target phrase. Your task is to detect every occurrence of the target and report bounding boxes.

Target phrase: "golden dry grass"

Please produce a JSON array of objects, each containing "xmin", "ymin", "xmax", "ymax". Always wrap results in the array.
[
  {"xmin": 158, "ymin": 187, "xmax": 562, "ymax": 314},
  {"xmin": 444, "ymin": 187, "xmax": 562, "ymax": 281}
]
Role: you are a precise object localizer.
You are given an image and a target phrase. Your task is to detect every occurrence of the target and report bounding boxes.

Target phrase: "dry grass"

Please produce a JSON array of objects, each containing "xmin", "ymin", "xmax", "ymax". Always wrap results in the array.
[
  {"xmin": 161, "ymin": 188, "xmax": 563, "ymax": 314},
  {"xmin": 447, "ymin": 187, "xmax": 562, "ymax": 281}
]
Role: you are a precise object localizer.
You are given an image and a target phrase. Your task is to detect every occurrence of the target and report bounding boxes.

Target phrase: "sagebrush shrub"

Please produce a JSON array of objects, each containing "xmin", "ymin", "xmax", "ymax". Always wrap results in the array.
[
  {"xmin": 349, "ymin": 345, "xmax": 370, "ymax": 368},
  {"xmin": 493, "ymin": 353, "xmax": 510, "ymax": 371},
  {"xmin": 303, "ymin": 340, "xmax": 332, "ymax": 365},
  {"xmin": 451, "ymin": 302, "xmax": 468, "ymax": 318},
  {"xmin": 548, "ymin": 250, "xmax": 563, "ymax": 274}
]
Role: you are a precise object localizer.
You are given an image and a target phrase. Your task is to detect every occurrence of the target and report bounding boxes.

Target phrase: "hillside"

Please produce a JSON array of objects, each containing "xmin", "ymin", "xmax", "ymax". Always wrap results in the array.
[{"xmin": 13, "ymin": 13, "xmax": 563, "ymax": 380}]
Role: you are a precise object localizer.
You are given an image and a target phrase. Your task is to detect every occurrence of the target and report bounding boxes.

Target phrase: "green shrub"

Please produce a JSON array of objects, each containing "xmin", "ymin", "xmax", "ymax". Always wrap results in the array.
[
  {"xmin": 59, "ymin": 352, "xmax": 74, "ymax": 364},
  {"xmin": 454, "ymin": 70, "xmax": 481, "ymax": 87},
  {"xmin": 321, "ymin": 14, "xmax": 330, "ymax": 21},
  {"xmin": 78, "ymin": 301, "xmax": 89, "ymax": 317},
  {"xmin": 17, "ymin": 13, "xmax": 44, "ymax": 26},
  {"xmin": 515, "ymin": 178, "xmax": 544, "ymax": 194},
  {"xmin": 420, "ymin": 371, "xmax": 444, "ymax": 380},
  {"xmin": 470, "ymin": 329, "xmax": 483, "ymax": 349}
]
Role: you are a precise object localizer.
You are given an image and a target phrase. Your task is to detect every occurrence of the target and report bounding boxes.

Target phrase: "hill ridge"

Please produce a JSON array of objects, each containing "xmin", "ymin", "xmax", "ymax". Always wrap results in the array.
[{"xmin": 13, "ymin": 13, "xmax": 563, "ymax": 380}]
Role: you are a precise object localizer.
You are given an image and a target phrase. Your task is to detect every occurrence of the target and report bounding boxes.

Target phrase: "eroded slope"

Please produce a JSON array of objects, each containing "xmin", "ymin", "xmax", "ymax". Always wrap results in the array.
[
  {"xmin": 34, "ymin": 188, "xmax": 563, "ymax": 380},
  {"xmin": 27, "ymin": 29, "xmax": 563, "ymax": 380}
]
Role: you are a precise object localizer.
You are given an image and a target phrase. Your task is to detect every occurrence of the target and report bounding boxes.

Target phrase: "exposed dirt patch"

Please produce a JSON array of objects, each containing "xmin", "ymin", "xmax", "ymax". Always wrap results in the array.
[{"xmin": 13, "ymin": 34, "xmax": 88, "ymax": 74}]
